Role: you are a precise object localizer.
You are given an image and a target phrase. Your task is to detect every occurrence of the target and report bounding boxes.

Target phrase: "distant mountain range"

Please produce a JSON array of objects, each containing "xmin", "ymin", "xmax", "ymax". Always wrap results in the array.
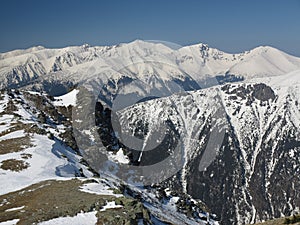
[{"xmin": 1, "ymin": 40, "xmax": 300, "ymax": 96}]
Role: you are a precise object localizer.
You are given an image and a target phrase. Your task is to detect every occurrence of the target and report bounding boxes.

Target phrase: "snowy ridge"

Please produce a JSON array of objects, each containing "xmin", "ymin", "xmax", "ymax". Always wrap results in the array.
[{"xmin": 1, "ymin": 40, "xmax": 300, "ymax": 94}]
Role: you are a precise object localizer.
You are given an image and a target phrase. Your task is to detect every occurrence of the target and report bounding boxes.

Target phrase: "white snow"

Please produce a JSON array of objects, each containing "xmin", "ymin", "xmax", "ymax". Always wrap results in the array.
[
  {"xmin": 38, "ymin": 211, "xmax": 97, "ymax": 225},
  {"xmin": 0, "ymin": 123, "xmax": 12, "ymax": 134},
  {"xmin": 108, "ymin": 148, "xmax": 130, "ymax": 164},
  {"xmin": 115, "ymin": 69, "xmax": 300, "ymax": 224},
  {"xmin": 1, "ymin": 40, "xmax": 300, "ymax": 95},
  {"xmin": 5, "ymin": 206, "xmax": 25, "ymax": 212},
  {"xmin": 0, "ymin": 133, "xmax": 89, "ymax": 195},
  {"xmin": 100, "ymin": 201, "xmax": 123, "ymax": 211},
  {"xmin": 79, "ymin": 180, "xmax": 122, "ymax": 197},
  {"xmin": 0, "ymin": 90, "xmax": 95, "ymax": 196},
  {"xmin": 25, "ymin": 90, "xmax": 43, "ymax": 96},
  {"xmin": 0, "ymin": 42, "xmax": 299, "ymax": 225},
  {"xmin": 0, "ymin": 130, "xmax": 25, "ymax": 141},
  {"xmin": 82, "ymin": 129, "xmax": 95, "ymax": 142},
  {"xmin": 15, "ymin": 105, "xmax": 35, "ymax": 121},
  {"xmin": 53, "ymin": 89, "xmax": 79, "ymax": 107},
  {"xmin": 0, "ymin": 219, "xmax": 20, "ymax": 225},
  {"xmin": 166, "ymin": 196, "xmax": 180, "ymax": 210}
]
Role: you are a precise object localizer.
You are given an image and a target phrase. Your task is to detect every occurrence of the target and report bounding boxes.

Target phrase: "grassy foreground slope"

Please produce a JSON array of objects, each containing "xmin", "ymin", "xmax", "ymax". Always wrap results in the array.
[{"xmin": 0, "ymin": 179, "xmax": 152, "ymax": 225}]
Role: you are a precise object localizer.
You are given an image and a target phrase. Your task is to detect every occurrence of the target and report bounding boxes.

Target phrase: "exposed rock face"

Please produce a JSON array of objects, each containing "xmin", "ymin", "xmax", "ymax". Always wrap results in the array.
[
  {"xmin": 252, "ymin": 83, "xmax": 276, "ymax": 101},
  {"xmin": 106, "ymin": 82, "xmax": 300, "ymax": 224}
]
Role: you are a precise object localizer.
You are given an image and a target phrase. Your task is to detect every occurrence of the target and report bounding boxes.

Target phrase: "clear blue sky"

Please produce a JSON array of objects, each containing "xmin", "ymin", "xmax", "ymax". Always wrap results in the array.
[{"xmin": 1, "ymin": 0, "xmax": 300, "ymax": 56}]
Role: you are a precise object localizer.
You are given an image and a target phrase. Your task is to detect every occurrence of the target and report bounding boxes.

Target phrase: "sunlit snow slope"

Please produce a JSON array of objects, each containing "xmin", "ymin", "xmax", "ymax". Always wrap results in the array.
[{"xmin": 1, "ymin": 40, "xmax": 300, "ymax": 99}]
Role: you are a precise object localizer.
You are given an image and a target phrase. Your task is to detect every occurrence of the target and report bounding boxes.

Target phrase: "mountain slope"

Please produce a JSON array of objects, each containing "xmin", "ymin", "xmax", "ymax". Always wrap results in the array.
[
  {"xmin": 103, "ymin": 70, "xmax": 300, "ymax": 224},
  {"xmin": 0, "ymin": 89, "xmax": 218, "ymax": 225}
]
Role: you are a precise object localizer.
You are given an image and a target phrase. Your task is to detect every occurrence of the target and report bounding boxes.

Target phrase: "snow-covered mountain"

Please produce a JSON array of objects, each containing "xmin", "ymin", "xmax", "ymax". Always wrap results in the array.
[
  {"xmin": 102, "ymin": 70, "xmax": 299, "ymax": 224},
  {"xmin": 1, "ymin": 40, "xmax": 300, "ymax": 101},
  {"xmin": 0, "ymin": 88, "xmax": 219, "ymax": 225}
]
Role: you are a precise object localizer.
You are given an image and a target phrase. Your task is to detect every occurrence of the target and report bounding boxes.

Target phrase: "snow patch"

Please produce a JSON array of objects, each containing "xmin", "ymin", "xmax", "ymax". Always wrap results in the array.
[
  {"xmin": 0, "ymin": 219, "xmax": 20, "ymax": 225},
  {"xmin": 0, "ymin": 134, "xmax": 90, "ymax": 195},
  {"xmin": 5, "ymin": 206, "xmax": 25, "ymax": 212},
  {"xmin": 100, "ymin": 201, "xmax": 123, "ymax": 211},
  {"xmin": 108, "ymin": 148, "xmax": 130, "ymax": 164},
  {"xmin": 0, "ymin": 130, "xmax": 25, "ymax": 141},
  {"xmin": 53, "ymin": 89, "xmax": 79, "ymax": 107},
  {"xmin": 38, "ymin": 211, "xmax": 97, "ymax": 225},
  {"xmin": 79, "ymin": 180, "xmax": 122, "ymax": 197}
]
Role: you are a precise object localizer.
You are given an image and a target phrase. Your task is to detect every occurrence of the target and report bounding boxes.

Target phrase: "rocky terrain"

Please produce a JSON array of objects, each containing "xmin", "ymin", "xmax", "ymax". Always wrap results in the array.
[
  {"xmin": 86, "ymin": 70, "xmax": 300, "ymax": 224},
  {"xmin": 0, "ymin": 89, "xmax": 217, "ymax": 224},
  {"xmin": 122, "ymin": 73, "xmax": 300, "ymax": 224}
]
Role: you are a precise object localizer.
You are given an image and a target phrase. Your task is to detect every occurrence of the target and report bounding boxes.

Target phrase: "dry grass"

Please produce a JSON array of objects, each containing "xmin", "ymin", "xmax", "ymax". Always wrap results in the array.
[
  {"xmin": 0, "ymin": 179, "xmax": 110, "ymax": 225},
  {"xmin": 252, "ymin": 215, "xmax": 300, "ymax": 225},
  {"xmin": 0, "ymin": 121, "xmax": 46, "ymax": 155},
  {"xmin": 0, "ymin": 121, "xmax": 46, "ymax": 137},
  {"xmin": 0, "ymin": 136, "xmax": 33, "ymax": 155},
  {"xmin": 0, "ymin": 122, "xmax": 28, "ymax": 137},
  {"xmin": 20, "ymin": 153, "xmax": 32, "ymax": 159},
  {"xmin": 0, "ymin": 99, "xmax": 18, "ymax": 115},
  {"xmin": 0, "ymin": 159, "xmax": 30, "ymax": 172},
  {"xmin": 0, "ymin": 179, "xmax": 150, "ymax": 225},
  {"xmin": 253, "ymin": 218, "xmax": 285, "ymax": 225}
]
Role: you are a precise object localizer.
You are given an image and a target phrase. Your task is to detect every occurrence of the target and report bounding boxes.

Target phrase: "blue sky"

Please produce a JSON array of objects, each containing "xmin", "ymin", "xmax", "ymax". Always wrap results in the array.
[{"xmin": 0, "ymin": 0, "xmax": 300, "ymax": 56}]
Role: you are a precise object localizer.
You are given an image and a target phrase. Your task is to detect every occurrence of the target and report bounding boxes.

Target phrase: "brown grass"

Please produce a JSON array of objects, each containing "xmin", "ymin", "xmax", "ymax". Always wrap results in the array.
[
  {"xmin": 0, "ymin": 159, "xmax": 30, "ymax": 172},
  {"xmin": 0, "ymin": 121, "xmax": 43, "ymax": 155},
  {"xmin": 0, "ymin": 136, "xmax": 33, "ymax": 155},
  {"xmin": 20, "ymin": 153, "xmax": 32, "ymax": 159},
  {"xmin": 0, "ymin": 121, "xmax": 46, "ymax": 137},
  {"xmin": 252, "ymin": 215, "xmax": 300, "ymax": 225},
  {"xmin": 0, "ymin": 99, "xmax": 18, "ymax": 115},
  {"xmin": 0, "ymin": 179, "xmax": 110, "ymax": 225},
  {"xmin": 0, "ymin": 179, "xmax": 151, "ymax": 225}
]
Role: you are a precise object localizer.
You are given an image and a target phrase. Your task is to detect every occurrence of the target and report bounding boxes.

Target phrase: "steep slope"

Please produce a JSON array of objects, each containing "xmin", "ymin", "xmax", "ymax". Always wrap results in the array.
[
  {"xmin": 0, "ymin": 89, "xmax": 218, "ymax": 225},
  {"xmin": 98, "ymin": 70, "xmax": 300, "ymax": 224}
]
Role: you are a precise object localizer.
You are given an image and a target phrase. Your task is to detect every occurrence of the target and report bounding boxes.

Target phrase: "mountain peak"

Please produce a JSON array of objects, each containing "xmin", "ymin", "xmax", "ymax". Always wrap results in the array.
[
  {"xmin": 184, "ymin": 42, "xmax": 210, "ymax": 49},
  {"xmin": 250, "ymin": 45, "xmax": 276, "ymax": 52}
]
